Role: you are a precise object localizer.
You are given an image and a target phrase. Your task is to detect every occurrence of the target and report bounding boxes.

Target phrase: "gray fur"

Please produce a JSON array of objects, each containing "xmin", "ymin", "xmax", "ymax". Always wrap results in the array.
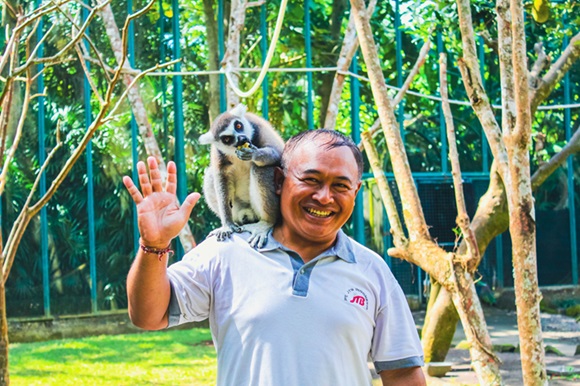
[{"xmin": 200, "ymin": 104, "xmax": 284, "ymax": 248}]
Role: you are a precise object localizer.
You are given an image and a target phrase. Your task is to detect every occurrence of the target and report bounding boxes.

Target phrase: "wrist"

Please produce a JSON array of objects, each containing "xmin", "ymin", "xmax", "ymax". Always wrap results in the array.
[
  {"xmin": 139, "ymin": 239, "xmax": 174, "ymax": 261},
  {"xmin": 139, "ymin": 238, "xmax": 171, "ymax": 250}
]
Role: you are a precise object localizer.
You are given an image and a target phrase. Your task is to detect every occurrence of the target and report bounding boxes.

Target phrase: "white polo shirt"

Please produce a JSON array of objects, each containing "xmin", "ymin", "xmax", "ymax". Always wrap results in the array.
[{"xmin": 167, "ymin": 230, "xmax": 423, "ymax": 386}]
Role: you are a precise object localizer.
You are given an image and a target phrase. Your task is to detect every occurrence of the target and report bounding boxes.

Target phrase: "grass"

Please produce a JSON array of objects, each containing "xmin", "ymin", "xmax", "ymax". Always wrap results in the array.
[{"xmin": 10, "ymin": 328, "xmax": 217, "ymax": 385}]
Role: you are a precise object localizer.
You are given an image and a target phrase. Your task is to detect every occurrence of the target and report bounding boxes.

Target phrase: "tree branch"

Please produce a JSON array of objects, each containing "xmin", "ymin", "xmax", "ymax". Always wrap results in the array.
[
  {"xmin": 528, "ymin": 42, "xmax": 550, "ymax": 89},
  {"xmin": 323, "ymin": 0, "xmax": 378, "ymax": 130},
  {"xmin": 360, "ymin": 131, "xmax": 407, "ymax": 248},
  {"xmin": 367, "ymin": 38, "xmax": 431, "ymax": 139},
  {"xmin": 531, "ymin": 31, "xmax": 580, "ymax": 114},
  {"xmin": 350, "ymin": 0, "xmax": 430, "ymax": 241},
  {"xmin": 455, "ymin": 0, "xmax": 508, "ymax": 180},
  {"xmin": 440, "ymin": 53, "xmax": 480, "ymax": 270},
  {"xmin": 0, "ymin": 76, "xmax": 31, "ymax": 196},
  {"xmin": 3, "ymin": 125, "xmax": 63, "ymax": 280}
]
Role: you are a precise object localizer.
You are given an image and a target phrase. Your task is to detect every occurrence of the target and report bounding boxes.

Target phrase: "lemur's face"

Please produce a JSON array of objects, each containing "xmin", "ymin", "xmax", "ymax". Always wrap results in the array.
[
  {"xmin": 199, "ymin": 104, "xmax": 255, "ymax": 156},
  {"xmin": 217, "ymin": 117, "xmax": 252, "ymax": 148}
]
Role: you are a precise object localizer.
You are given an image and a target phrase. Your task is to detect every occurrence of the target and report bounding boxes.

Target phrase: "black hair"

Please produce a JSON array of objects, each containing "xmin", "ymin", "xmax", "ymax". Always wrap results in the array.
[{"xmin": 281, "ymin": 129, "xmax": 363, "ymax": 180}]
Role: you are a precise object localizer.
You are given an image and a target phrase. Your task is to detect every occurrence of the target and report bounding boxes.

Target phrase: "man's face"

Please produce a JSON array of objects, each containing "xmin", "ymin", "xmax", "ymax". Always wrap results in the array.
[{"xmin": 275, "ymin": 139, "xmax": 361, "ymax": 247}]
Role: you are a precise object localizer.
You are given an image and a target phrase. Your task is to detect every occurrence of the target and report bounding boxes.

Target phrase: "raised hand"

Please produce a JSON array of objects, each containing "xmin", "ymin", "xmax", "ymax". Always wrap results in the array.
[{"xmin": 123, "ymin": 157, "xmax": 200, "ymax": 249}]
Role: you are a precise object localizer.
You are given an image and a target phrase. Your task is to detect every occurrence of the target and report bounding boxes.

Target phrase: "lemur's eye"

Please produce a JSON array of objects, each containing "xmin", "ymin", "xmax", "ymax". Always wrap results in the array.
[
  {"xmin": 234, "ymin": 121, "xmax": 243, "ymax": 132},
  {"xmin": 221, "ymin": 135, "xmax": 234, "ymax": 145}
]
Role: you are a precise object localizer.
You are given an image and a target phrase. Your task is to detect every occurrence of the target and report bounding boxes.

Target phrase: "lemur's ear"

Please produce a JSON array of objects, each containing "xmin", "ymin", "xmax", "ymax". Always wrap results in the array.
[
  {"xmin": 230, "ymin": 104, "xmax": 247, "ymax": 117},
  {"xmin": 199, "ymin": 131, "xmax": 214, "ymax": 145}
]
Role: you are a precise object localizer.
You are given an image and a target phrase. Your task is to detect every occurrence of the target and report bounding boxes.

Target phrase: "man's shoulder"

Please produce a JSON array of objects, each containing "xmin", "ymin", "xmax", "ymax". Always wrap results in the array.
[
  {"xmin": 181, "ymin": 233, "xmax": 256, "ymax": 263},
  {"xmin": 342, "ymin": 233, "xmax": 385, "ymax": 264}
]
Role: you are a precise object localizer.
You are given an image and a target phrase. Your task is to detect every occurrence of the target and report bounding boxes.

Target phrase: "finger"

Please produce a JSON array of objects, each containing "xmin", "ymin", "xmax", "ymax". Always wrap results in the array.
[
  {"xmin": 148, "ymin": 157, "xmax": 163, "ymax": 192},
  {"xmin": 166, "ymin": 161, "xmax": 177, "ymax": 195},
  {"xmin": 179, "ymin": 192, "xmax": 201, "ymax": 218},
  {"xmin": 123, "ymin": 176, "xmax": 144, "ymax": 204},
  {"xmin": 137, "ymin": 161, "xmax": 152, "ymax": 197}
]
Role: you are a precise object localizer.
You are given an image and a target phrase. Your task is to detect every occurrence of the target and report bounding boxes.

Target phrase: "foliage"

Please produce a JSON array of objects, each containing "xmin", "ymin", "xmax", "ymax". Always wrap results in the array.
[
  {"xmin": 2, "ymin": 0, "xmax": 579, "ymax": 318},
  {"xmin": 10, "ymin": 328, "xmax": 217, "ymax": 385}
]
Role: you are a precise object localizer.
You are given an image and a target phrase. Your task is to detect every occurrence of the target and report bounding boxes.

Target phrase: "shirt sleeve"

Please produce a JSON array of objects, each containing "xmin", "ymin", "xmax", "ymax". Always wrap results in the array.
[
  {"xmin": 166, "ymin": 246, "xmax": 214, "ymax": 327},
  {"xmin": 371, "ymin": 267, "xmax": 424, "ymax": 372}
]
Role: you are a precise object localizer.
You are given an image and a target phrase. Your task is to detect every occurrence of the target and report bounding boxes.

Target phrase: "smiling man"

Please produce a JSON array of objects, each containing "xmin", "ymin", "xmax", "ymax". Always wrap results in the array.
[{"xmin": 124, "ymin": 129, "xmax": 425, "ymax": 386}]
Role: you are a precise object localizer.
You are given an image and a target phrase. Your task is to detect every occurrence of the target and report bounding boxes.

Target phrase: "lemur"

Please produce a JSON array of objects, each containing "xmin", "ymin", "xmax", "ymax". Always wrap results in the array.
[{"xmin": 199, "ymin": 104, "xmax": 285, "ymax": 248}]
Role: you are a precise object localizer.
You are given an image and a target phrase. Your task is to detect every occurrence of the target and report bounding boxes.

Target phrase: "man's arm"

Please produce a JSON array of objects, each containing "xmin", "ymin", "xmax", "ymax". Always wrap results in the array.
[
  {"xmin": 126, "ymin": 248, "xmax": 172, "ymax": 330},
  {"xmin": 123, "ymin": 157, "xmax": 200, "ymax": 330},
  {"xmin": 380, "ymin": 366, "xmax": 426, "ymax": 386}
]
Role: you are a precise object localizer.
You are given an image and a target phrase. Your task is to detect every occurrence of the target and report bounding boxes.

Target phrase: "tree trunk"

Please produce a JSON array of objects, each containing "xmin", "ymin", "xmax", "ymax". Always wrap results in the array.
[
  {"xmin": 318, "ymin": 0, "xmax": 346, "ymax": 127},
  {"xmin": 422, "ymin": 282, "xmax": 460, "ymax": 363},
  {"xmin": 323, "ymin": 0, "xmax": 377, "ymax": 130},
  {"xmin": 99, "ymin": 4, "xmax": 196, "ymax": 251},
  {"xmin": 202, "ymin": 0, "xmax": 220, "ymax": 121},
  {"xmin": 507, "ymin": 0, "xmax": 546, "ymax": 376},
  {"xmin": 422, "ymin": 164, "xmax": 509, "ymax": 358},
  {"xmin": 223, "ymin": 0, "xmax": 246, "ymax": 109}
]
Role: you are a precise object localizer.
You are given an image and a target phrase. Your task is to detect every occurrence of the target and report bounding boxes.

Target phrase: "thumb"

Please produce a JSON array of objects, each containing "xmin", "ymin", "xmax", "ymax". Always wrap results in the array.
[{"xmin": 179, "ymin": 192, "xmax": 201, "ymax": 218}]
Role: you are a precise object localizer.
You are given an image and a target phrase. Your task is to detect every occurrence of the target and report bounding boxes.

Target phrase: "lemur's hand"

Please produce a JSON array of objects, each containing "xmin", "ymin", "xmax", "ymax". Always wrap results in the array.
[
  {"xmin": 235, "ymin": 142, "xmax": 257, "ymax": 161},
  {"xmin": 123, "ymin": 157, "xmax": 200, "ymax": 249}
]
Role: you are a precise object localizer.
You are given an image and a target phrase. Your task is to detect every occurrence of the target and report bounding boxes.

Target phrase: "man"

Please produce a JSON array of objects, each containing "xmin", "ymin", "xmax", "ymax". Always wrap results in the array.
[{"xmin": 123, "ymin": 129, "xmax": 425, "ymax": 385}]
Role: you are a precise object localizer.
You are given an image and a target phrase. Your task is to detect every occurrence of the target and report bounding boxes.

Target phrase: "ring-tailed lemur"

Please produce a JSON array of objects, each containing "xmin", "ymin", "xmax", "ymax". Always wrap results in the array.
[{"xmin": 199, "ymin": 104, "xmax": 285, "ymax": 248}]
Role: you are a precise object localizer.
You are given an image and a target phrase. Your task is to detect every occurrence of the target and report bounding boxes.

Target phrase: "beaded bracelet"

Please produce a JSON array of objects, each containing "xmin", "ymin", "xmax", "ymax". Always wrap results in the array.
[{"xmin": 140, "ymin": 242, "xmax": 174, "ymax": 261}]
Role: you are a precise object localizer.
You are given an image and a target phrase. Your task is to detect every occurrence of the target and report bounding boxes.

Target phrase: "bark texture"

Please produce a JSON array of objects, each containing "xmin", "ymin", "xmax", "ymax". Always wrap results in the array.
[
  {"xmin": 353, "ymin": 1, "xmax": 502, "ymax": 382},
  {"xmin": 424, "ymin": 1, "xmax": 548, "ymax": 383},
  {"xmin": 223, "ymin": 0, "xmax": 246, "ymax": 108},
  {"xmin": 202, "ymin": 0, "xmax": 220, "ymax": 122},
  {"xmin": 530, "ymin": 31, "xmax": 580, "ymax": 114},
  {"xmin": 507, "ymin": 0, "xmax": 546, "ymax": 380},
  {"xmin": 323, "ymin": 0, "xmax": 377, "ymax": 130}
]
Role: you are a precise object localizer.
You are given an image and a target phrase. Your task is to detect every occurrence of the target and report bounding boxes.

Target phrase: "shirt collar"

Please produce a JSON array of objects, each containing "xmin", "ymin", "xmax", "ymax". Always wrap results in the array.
[{"xmin": 259, "ymin": 229, "xmax": 356, "ymax": 264}]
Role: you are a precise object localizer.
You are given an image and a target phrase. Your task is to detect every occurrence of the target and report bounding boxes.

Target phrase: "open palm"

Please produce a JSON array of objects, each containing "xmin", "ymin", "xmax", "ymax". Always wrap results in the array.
[{"xmin": 123, "ymin": 157, "xmax": 200, "ymax": 249}]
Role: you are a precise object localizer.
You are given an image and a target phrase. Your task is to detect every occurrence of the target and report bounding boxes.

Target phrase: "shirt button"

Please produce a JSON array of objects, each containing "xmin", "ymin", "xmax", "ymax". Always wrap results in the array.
[{"xmin": 300, "ymin": 268, "xmax": 305, "ymax": 274}]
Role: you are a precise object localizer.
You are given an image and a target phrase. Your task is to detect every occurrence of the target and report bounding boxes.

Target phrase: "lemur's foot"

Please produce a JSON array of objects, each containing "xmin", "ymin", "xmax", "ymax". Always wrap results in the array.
[
  {"xmin": 209, "ymin": 223, "xmax": 243, "ymax": 242},
  {"xmin": 244, "ymin": 221, "xmax": 274, "ymax": 249}
]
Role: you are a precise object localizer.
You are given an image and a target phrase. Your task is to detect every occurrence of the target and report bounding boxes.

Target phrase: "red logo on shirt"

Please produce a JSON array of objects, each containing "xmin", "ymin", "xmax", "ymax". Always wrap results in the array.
[{"xmin": 344, "ymin": 288, "xmax": 369, "ymax": 310}]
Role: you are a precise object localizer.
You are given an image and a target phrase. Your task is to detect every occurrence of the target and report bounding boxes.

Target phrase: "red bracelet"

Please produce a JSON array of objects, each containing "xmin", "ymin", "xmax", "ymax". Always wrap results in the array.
[{"xmin": 140, "ymin": 242, "xmax": 174, "ymax": 261}]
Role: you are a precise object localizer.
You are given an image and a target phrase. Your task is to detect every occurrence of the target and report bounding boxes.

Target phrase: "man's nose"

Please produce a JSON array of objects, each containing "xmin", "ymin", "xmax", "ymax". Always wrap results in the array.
[{"xmin": 313, "ymin": 184, "xmax": 333, "ymax": 205}]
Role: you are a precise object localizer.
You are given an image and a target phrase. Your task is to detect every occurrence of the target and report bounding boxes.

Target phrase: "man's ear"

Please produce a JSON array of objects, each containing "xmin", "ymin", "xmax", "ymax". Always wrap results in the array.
[
  {"xmin": 354, "ymin": 181, "xmax": 362, "ymax": 196},
  {"xmin": 274, "ymin": 166, "xmax": 285, "ymax": 195}
]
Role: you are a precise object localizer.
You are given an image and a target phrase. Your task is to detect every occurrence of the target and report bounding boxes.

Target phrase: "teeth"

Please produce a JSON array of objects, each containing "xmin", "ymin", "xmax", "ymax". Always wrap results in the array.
[{"xmin": 306, "ymin": 208, "xmax": 332, "ymax": 217}]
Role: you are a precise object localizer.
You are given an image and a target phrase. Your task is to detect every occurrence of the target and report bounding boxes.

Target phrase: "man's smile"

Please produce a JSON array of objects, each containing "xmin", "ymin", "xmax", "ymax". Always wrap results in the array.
[{"xmin": 305, "ymin": 207, "xmax": 334, "ymax": 218}]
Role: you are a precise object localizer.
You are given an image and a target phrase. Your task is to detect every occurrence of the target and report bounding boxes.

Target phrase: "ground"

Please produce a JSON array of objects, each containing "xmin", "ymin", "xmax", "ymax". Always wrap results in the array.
[{"xmin": 411, "ymin": 306, "xmax": 580, "ymax": 385}]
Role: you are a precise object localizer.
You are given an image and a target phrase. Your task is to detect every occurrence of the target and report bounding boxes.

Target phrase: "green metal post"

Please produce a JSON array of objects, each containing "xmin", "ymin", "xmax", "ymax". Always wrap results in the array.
[
  {"xmin": 172, "ymin": 0, "xmax": 186, "ymax": 259},
  {"xmin": 158, "ymin": 0, "xmax": 169, "ymax": 157},
  {"xmin": 496, "ymin": 233, "xmax": 504, "ymax": 288},
  {"xmin": 218, "ymin": 0, "xmax": 226, "ymax": 113},
  {"xmin": 563, "ymin": 34, "xmax": 578, "ymax": 284},
  {"xmin": 36, "ymin": 0, "xmax": 50, "ymax": 316},
  {"xmin": 82, "ymin": 3, "xmax": 98, "ymax": 313},
  {"xmin": 350, "ymin": 55, "xmax": 365, "ymax": 245},
  {"xmin": 304, "ymin": 0, "xmax": 314, "ymax": 130},
  {"xmin": 437, "ymin": 31, "xmax": 448, "ymax": 174},
  {"xmin": 261, "ymin": 3, "xmax": 269, "ymax": 119},
  {"xmin": 130, "ymin": 0, "xmax": 140, "ymax": 254}
]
